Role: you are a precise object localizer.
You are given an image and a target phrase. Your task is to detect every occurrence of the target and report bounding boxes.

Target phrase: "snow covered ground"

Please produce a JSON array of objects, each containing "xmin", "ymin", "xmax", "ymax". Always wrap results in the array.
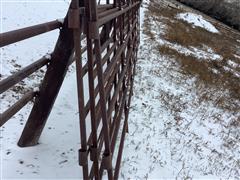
[
  {"xmin": 176, "ymin": 12, "xmax": 219, "ymax": 33},
  {"xmin": 119, "ymin": 0, "xmax": 240, "ymax": 179},
  {"xmin": 1, "ymin": 0, "xmax": 240, "ymax": 179},
  {"xmin": 0, "ymin": 1, "xmax": 84, "ymax": 179}
]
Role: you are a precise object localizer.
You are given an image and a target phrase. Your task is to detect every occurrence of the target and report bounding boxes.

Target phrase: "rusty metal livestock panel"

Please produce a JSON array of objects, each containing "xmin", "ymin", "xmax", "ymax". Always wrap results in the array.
[{"xmin": 0, "ymin": 0, "xmax": 141, "ymax": 179}]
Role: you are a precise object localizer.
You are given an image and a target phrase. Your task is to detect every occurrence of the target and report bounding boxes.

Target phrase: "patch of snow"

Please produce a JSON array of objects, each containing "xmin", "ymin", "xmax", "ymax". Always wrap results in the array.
[
  {"xmin": 157, "ymin": 38, "xmax": 223, "ymax": 61},
  {"xmin": 176, "ymin": 12, "xmax": 219, "ymax": 33},
  {"xmin": 211, "ymin": 68, "xmax": 219, "ymax": 74},
  {"xmin": 234, "ymin": 54, "xmax": 240, "ymax": 59},
  {"xmin": 223, "ymin": 65, "xmax": 240, "ymax": 78},
  {"xmin": 147, "ymin": 18, "xmax": 222, "ymax": 62},
  {"xmin": 223, "ymin": 65, "xmax": 231, "ymax": 72},
  {"xmin": 44, "ymin": 54, "xmax": 51, "ymax": 60},
  {"xmin": 1, "ymin": 1, "xmax": 69, "ymax": 77},
  {"xmin": 33, "ymin": 87, "xmax": 40, "ymax": 93},
  {"xmin": 2, "ymin": 69, "xmax": 83, "ymax": 179},
  {"xmin": 234, "ymin": 72, "xmax": 240, "ymax": 78},
  {"xmin": 190, "ymin": 46, "xmax": 222, "ymax": 60},
  {"xmin": 227, "ymin": 60, "xmax": 239, "ymax": 69},
  {"xmin": 57, "ymin": 18, "xmax": 64, "ymax": 24}
]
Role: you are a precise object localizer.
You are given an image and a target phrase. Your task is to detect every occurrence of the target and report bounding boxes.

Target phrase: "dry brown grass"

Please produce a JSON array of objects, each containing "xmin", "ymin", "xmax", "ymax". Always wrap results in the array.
[
  {"xmin": 142, "ymin": 14, "xmax": 156, "ymax": 41},
  {"xmin": 148, "ymin": 4, "xmax": 239, "ymax": 58},
  {"xmin": 158, "ymin": 44, "xmax": 239, "ymax": 110},
  {"xmin": 143, "ymin": 3, "xmax": 240, "ymax": 112}
]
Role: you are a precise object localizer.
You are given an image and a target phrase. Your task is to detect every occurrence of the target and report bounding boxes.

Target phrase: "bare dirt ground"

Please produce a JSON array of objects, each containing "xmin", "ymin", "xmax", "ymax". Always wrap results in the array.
[{"xmin": 120, "ymin": 0, "xmax": 240, "ymax": 179}]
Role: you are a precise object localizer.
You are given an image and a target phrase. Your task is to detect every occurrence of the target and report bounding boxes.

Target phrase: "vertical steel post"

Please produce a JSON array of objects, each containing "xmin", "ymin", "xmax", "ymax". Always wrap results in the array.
[{"xmin": 69, "ymin": 0, "xmax": 89, "ymax": 179}]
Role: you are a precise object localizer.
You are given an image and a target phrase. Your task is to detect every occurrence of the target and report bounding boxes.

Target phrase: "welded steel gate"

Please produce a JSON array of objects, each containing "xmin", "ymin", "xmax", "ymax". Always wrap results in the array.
[
  {"xmin": 0, "ymin": 0, "xmax": 141, "ymax": 179},
  {"xmin": 69, "ymin": 0, "xmax": 141, "ymax": 179}
]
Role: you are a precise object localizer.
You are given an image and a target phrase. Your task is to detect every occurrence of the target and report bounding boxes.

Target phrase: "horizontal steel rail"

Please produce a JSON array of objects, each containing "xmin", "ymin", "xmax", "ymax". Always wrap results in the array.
[
  {"xmin": 98, "ymin": 4, "xmax": 114, "ymax": 11},
  {"xmin": 98, "ymin": 5, "xmax": 126, "ymax": 19},
  {"xmin": 0, "ymin": 20, "xmax": 62, "ymax": 47},
  {"xmin": 98, "ymin": 2, "xmax": 140, "ymax": 26},
  {"xmin": 0, "ymin": 90, "xmax": 36, "ymax": 127},
  {"xmin": 0, "ymin": 57, "xmax": 49, "ymax": 94},
  {"xmin": 0, "ymin": 5, "xmax": 114, "ymax": 48}
]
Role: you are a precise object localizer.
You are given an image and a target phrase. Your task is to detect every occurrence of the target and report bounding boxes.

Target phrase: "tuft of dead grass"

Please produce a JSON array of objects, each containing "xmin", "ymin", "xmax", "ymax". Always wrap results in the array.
[
  {"xmin": 158, "ymin": 44, "xmax": 240, "ymax": 111},
  {"xmin": 144, "ymin": 2, "xmax": 240, "ymax": 112}
]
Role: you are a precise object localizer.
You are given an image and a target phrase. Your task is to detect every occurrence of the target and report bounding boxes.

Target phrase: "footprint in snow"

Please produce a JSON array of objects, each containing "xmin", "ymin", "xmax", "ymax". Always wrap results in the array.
[
  {"xmin": 26, "ymin": 164, "xmax": 35, "ymax": 168},
  {"xmin": 59, "ymin": 160, "xmax": 68, "ymax": 165}
]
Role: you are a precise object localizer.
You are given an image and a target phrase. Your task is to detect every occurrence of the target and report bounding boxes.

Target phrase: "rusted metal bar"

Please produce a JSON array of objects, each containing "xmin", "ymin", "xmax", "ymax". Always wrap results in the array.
[
  {"xmin": 103, "ymin": 20, "xmax": 137, "ymax": 82},
  {"xmin": 92, "ymin": 41, "xmax": 117, "ymax": 79},
  {"xmin": 109, "ymin": 44, "xmax": 134, "ymax": 149},
  {"xmin": 86, "ymin": 22, "xmax": 136, "ymax": 146},
  {"xmin": 88, "ymin": 0, "xmax": 114, "ymax": 178},
  {"xmin": 90, "ymin": 87, "xmax": 125, "ymax": 179},
  {"xmin": 0, "ymin": 57, "xmax": 49, "ymax": 94},
  {"xmin": 0, "ymin": 90, "xmax": 36, "ymax": 127},
  {"xmin": 105, "ymin": 0, "xmax": 112, "ymax": 150},
  {"xmin": 113, "ymin": 113, "xmax": 128, "ymax": 180},
  {"xmin": 98, "ymin": 2, "xmax": 140, "ymax": 26},
  {"xmin": 110, "ymin": 36, "xmax": 134, "ymax": 145},
  {"xmin": 86, "ymin": 38, "xmax": 117, "ymax": 131},
  {"xmin": 0, "ymin": 20, "xmax": 62, "ymax": 48},
  {"xmin": 98, "ymin": 6, "xmax": 125, "ymax": 19},
  {"xmin": 113, "ymin": 46, "xmax": 135, "ymax": 180},
  {"xmin": 93, "ymin": 20, "xmax": 114, "ymax": 180},
  {"xmin": 112, "ymin": 8, "xmax": 139, "ymax": 179},
  {"xmin": 86, "ymin": 2, "xmax": 141, "ymax": 179},
  {"xmin": 89, "ymin": 76, "xmax": 125, "ymax": 178},
  {"xmin": 67, "ymin": 46, "xmax": 87, "ymax": 66},
  {"xmin": 0, "ymin": 4, "xmax": 116, "ymax": 48},
  {"xmin": 86, "ymin": 63, "xmax": 120, "ymax": 147},
  {"xmin": 86, "ymin": 35, "xmax": 100, "ymax": 180},
  {"xmin": 98, "ymin": 4, "xmax": 114, "ymax": 10},
  {"xmin": 69, "ymin": 0, "xmax": 89, "ymax": 179},
  {"xmin": 76, "ymin": 42, "xmax": 116, "ymax": 123},
  {"xmin": 94, "ymin": 35, "xmax": 135, "ymax": 178},
  {"xmin": 84, "ymin": 0, "xmax": 102, "ymax": 179},
  {"xmin": 113, "ymin": 0, "xmax": 118, "ymax": 142},
  {"xmin": 83, "ymin": 41, "xmax": 117, "ymax": 115},
  {"xmin": 87, "ymin": 10, "xmax": 137, "ymax": 157},
  {"xmin": 82, "ymin": 37, "xmax": 113, "ymax": 76},
  {"xmin": 99, "ymin": 71, "xmax": 130, "ymax": 178},
  {"xmin": 85, "ymin": 35, "xmax": 100, "ymax": 180},
  {"xmin": 69, "ymin": 35, "xmax": 112, "ymax": 74}
]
